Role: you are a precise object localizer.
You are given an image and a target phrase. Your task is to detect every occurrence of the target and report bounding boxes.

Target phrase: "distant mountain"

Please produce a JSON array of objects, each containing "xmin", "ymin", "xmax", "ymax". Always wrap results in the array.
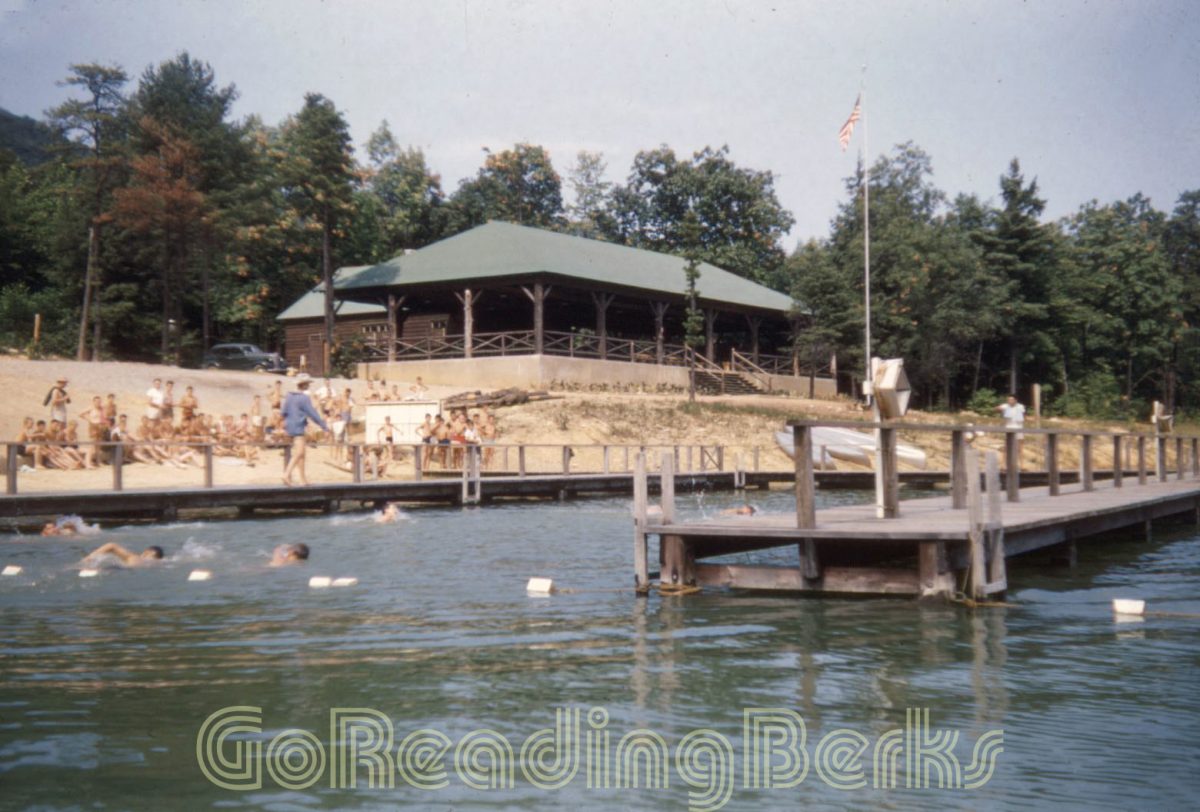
[{"xmin": 0, "ymin": 107, "xmax": 58, "ymax": 165}]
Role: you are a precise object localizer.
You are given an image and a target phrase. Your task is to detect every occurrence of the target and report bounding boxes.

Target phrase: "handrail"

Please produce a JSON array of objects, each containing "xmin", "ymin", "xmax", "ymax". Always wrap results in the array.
[{"xmin": 730, "ymin": 349, "xmax": 773, "ymax": 391}]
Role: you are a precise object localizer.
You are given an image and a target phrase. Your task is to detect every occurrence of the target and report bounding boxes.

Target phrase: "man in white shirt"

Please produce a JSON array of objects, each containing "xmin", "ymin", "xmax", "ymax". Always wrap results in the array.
[
  {"xmin": 996, "ymin": 395, "xmax": 1026, "ymax": 468},
  {"xmin": 146, "ymin": 379, "xmax": 165, "ymax": 424}
]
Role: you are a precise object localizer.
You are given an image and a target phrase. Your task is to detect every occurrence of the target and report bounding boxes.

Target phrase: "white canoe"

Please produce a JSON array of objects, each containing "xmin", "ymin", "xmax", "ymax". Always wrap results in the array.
[{"xmin": 775, "ymin": 427, "xmax": 927, "ymax": 470}]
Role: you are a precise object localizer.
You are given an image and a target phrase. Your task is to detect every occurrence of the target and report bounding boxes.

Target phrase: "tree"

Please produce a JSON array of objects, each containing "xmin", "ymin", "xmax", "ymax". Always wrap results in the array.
[
  {"xmin": 109, "ymin": 119, "xmax": 212, "ymax": 362},
  {"xmin": 788, "ymin": 239, "xmax": 858, "ymax": 398},
  {"xmin": 443, "ymin": 143, "xmax": 564, "ymax": 233},
  {"xmin": 45, "ymin": 62, "xmax": 129, "ymax": 360},
  {"xmin": 278, "ymin": 93, "xmax": 356, "ymax": 359},
  {"xmin": 971, "ymin": 159, "xmax": 1059, "ymax": 394},
  {"xmin": 604, "ymin": 145, "xmax": 794, "ymax": 286},
  {"xmin": 363, "ymin": 120, "xmax": 445, "ymax": 256},
  {"xmin": 565, "ymin": 150, "xmax": 611, "ymax": 237},
  {"xmin": 680, "ymin": 211, "xmax": 706, "ymax": 402}
]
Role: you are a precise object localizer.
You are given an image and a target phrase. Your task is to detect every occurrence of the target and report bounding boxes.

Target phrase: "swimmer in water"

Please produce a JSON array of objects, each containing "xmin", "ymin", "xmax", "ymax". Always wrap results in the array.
[
  {"xmin": 82, "ymin": 542, "xmax": 164, "ymax": 567},
  {"xmin": 374, "ymin": 503, "xmax": 402, "ymax": 524},
  {"xmin": 720, "ymin": 504, "xmax": 757, "ymax": 516},
  {"xmin": 41, "ymin": 521, "xmax": 75, "ymax": 537},
  {"xmin": 41, "ymin": 515, "xmax": 101, "ymax": 536},
  {"xmin": 270, "ymin": 543, "xmax": 309, "ymax": 566}
]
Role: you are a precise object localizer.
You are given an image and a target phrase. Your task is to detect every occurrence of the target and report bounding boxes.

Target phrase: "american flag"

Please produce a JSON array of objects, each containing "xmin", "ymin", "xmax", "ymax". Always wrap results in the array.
[{"xmin": 839, "ymin": 95, "xmax": 861, "ymax": 151}]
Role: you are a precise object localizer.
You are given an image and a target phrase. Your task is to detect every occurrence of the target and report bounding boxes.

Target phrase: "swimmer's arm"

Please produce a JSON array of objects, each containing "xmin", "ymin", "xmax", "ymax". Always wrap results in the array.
[{"xmin": 86, "ymin": 542, "xmax": 136, "ymax": 565}]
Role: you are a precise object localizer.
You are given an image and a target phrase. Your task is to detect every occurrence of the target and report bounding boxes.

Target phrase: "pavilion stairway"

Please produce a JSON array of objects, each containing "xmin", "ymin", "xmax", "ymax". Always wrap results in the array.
[{"xmin": 694, "ymin": 369, "xmax": 767, "ymax": 395}]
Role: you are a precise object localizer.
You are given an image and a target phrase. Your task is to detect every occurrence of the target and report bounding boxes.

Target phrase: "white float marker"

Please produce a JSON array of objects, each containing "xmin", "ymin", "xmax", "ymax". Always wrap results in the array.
[
  {"xmin": 79, "ymin": 569, "xmax": 99, "ymax": 578},
  {"xmin": 526, "ymin": 577, "xmax": 555, "ymax": 595},
  {"xmin": 1112, "ymin": 598, "xmax": 1146, "ymax": 616},
  {"xmin": 188, "ymin": 570, "xmax": 212, "ymax": 582},
  {"xmin": 332, "ymin": 577, "xmax": 358, "ymax": 587},
  {"xmin": 2, "ymin": 565, "xmax": 22, "ymax": 577},
  {"xmin": 308, "ymin": 576, "xmax": 332, "ymax": 588}
]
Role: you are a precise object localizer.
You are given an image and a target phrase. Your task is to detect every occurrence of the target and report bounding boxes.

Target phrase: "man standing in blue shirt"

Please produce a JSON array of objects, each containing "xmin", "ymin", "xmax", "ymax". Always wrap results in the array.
[{"xmin": 281, "ymin": 374, "xmax": 329, "ymax": 486}]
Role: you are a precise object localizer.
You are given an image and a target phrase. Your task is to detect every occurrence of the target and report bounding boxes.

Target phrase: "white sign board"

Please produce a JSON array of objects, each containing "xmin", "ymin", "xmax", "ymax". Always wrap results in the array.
[{"xmin": 365, "ymin": 400, "xmax": 440, "ymax": 445}]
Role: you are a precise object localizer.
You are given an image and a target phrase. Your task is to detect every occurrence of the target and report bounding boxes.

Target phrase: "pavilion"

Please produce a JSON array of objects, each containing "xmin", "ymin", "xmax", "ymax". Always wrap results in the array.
[{"xmin": 281, "ymin": 221, "xmax": 834, "ymax": 394}]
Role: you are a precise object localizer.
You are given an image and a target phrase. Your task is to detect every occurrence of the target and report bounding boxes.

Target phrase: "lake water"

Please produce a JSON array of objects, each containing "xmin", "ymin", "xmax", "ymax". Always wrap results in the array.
[{"xmin": 1, "ymin": 487, "xmax": 1198, "ymax": 810}]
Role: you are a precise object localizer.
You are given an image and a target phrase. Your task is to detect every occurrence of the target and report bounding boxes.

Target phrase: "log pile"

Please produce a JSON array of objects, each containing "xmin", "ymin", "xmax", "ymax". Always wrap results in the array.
[{"xmin": 443, "ymin": 387, "xmax": 555, "ymax": 410}]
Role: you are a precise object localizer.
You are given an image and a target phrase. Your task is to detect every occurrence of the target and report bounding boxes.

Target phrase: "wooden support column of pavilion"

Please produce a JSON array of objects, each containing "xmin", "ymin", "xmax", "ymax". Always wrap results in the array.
[
  {"xmin": 651, "ymin": 302, "xmax": 670, "ymax": 364},
  {"xmin": 386, "ymin": 294, "xmax": 405, "ymax": 363},
  {"xmin": 591, "ymin": 292, "xmax": 616, "ymax": 360},
  {"xmin": 704, "ymin": 309, "xmax": 718, "ymax": 363},
  {"xmin": 453, "ymin": 288, "xmax": 482, "ymax": 359},
  {"xmin": 522, "ymin": 283, "xmax": 553, "ymax": 354},
  {"xmin": 746, "ymin": 315, "xmax": 762, "ymax": 364}
]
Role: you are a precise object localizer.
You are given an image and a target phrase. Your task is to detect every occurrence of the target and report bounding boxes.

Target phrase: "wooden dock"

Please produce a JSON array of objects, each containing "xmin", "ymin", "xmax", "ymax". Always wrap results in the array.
[{"xmin": 634, "ymin": 420, "xmax": 1200, "ymax": 599}]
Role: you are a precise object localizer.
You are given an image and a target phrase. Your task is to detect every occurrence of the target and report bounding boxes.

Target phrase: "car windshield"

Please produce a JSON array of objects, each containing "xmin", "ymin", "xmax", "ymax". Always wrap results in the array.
[{"xmin": 245, "ymin": 345, "xmax": 266, "ymax": 354}]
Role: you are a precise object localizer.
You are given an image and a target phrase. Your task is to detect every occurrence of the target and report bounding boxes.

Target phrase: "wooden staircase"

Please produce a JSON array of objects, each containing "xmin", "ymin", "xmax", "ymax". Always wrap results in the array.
[{"xmin": 694, "ymin": 369, "xmax": 767, "ymax": 395}]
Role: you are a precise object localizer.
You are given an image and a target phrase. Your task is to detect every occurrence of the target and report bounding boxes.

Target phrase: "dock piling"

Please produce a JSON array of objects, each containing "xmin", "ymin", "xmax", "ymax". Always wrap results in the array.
[{"xmin": 633, "ymin": 452, "xmax": 649, "ymax": 593}]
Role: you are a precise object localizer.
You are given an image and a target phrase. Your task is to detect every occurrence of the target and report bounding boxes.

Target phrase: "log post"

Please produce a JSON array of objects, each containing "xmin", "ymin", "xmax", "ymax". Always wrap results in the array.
[
  {"xmin": 1193, "ymin": 437, "xmax": 1199, "ymax": 477},
  {"xmin": 1005, "ymin": 431, "xmax": 1020, "ymax": 502},
  {"xmin": 651, "ymin": 301, "xmax": 669, "ymax": 364},
  {"xmin": 1081, "ymin": 434, "xmax": 1094, "ymax": 492},
  {"xmin": 521, "ymin": 283, "xmax": 552, "ymax": 354},
  {"xmin": 591, "ymin": 291, "xmax": 615, "ymax": 360},
  {"xmin": 660, "ymin": 452, "xmax": 675, "ymax": 524},
  {"xmin": 602, "ymin": 445, "xmax": 610, "ymax": 474},
  {"xmin": 793, "ymin": 425, "xmax": 815, "ymax": 530},
  {"xmin": 1138, "ymin": 435, "xmax": 1147, "ymax": 485},
  {"xmin": 562, "ymin": 445, "xmax": 571, "ymax": 475},
  {"xmin": 660, "ymin": 534, "xmax": 695, "ymax": 587},
  {"xmin": 1157, "ymin": 436, "xmax": 1167, "ymax": 482},
  {"xmin": 951, "ymin": 429, "xmax": 967, "ymax": 509},
  {"xmin": 204, "ymin": 445, "xmax": 214, "ymax": 489},
  {"xmin": 518, "ymin": 445, "xmax": 527, "ymax": 478},
  {"xmin": 413, "ymin": 444, "xmax": 423, "ymax": 482},
  {"xmin": 879, "ymin": 425, "xmax": 900, "ymax": 518},
  {"xmin": 1112, "ymin": 434, "xmax": 1123, "ymax": 489},
  {"xmin": 352, "ymin": 444, "xmax": 362, "ymax": 483},
  {"xmin": 984, "ymin": 450, "xmax": 1008, "ymax": 595},
  {"xmin": 386, "ymin": 294, "xmax": 404, "ymax": 364},
  {"xmin": 110, "ymin": 443, "xmax": 123, "ymax": 491},
  {"xmin": 966, "ymin": 449, "xmax": 985, "ymax": 600},
  {"xmin": 703, "ymin": 309, "xmax": 718, "ymax": 363},
  {"xmin": 623, "ymin": 446, "xmax": 630, "ymax": 472},
  {"xmin": 1047, "ymin": 431, "xmax": 1060, "ymax": 496},
  {"xmin": 1176, "ymin": 437, "xmax": 1185, "ymax": 480},
  {"xmin": 745, "ymin": 315, "xmax": 762, "ymax": 364},
  {"xmin": 4, "ymin": 444, "xmax": 15, "ymax": 495},
  {"xmin": 633, "ymin": 452, "xmax": 649, "ymax": 593}
]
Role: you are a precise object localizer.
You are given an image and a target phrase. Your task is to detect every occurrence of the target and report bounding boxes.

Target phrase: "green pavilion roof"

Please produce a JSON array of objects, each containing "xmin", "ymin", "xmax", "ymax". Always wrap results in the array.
[
  {"xmin": 276, "ymin": 267, "xmax": 386, "ymax": 321},
  {"xmin": 339, "ymin": 221, "xmax": 796, "ymax": 315}
]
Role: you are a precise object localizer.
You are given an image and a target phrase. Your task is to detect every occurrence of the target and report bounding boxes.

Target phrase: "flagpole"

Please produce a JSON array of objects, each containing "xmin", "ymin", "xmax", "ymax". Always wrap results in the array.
[{"xmin": 861, "ymin": 67, "xmax": 871, "ymax": 404}]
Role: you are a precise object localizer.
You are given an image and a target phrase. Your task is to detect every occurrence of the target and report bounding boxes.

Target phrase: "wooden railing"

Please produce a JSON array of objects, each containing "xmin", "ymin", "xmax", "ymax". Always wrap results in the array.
[
  {"xmin": 2, "ymin": 439, "xmax": 780, "ymax": 496},
  {"xmin": 730, "ymin": 349, "xmax": 773, "ymax": 391}
]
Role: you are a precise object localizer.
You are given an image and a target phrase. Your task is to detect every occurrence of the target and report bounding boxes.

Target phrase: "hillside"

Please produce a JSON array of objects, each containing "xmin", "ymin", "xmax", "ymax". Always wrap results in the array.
[{"xmin": 0, "ymin": 107, "xmax": 58, "ymax": 165}]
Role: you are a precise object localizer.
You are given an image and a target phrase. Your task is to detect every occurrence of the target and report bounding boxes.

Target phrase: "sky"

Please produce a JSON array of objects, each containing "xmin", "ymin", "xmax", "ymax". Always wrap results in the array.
[{"xmin": 1, "ymin": 0, "xmax": 1197, "ymax": 248}]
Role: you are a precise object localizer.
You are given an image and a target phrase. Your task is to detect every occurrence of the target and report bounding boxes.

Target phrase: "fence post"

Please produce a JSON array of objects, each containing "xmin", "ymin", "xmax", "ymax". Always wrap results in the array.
[
  {"xmin": 950, "ymin": 429, "xmax": 967, "ymax": 509},
  {"xmin": 603, "ymin": 445, "xmax": 610, "ymax": 474},
  {"xmin": 351, "ymin": 444, "xmax": 362, "ymax": 483},
  {"xmin": 518, "ymin": 446, "xmax": 527, "ymax": 478},
  {"xmin": 204, "ymin": 445, "xmax": 214, "ymax": 489},
  {"xmin": 1081, "ymin": 434, "xmax": 1094, "ymax": 492},
  {"xmin": 562, "ymin": 445, "xmax": 571, "ymax": 474},
  {"xmin": 1157, "ymin": 436, "xmax": 1168, "ymax": 483},
  {"xmin": 1193, "ymin": 438, "xmax": 1199, "ymax": 477},
  {"xmin": 660, "ymin": 452, "xmax": 675, "ymax": 524},
  {"xmin": 966, "ymin": 449, "xmax": 985, "ymax": 600},
  {"xmin": 1004, "ymin": 431, "xmax": 1020, "ymax": 502},
  {"xmin": 753, "ymin": 446, "xmax": 760, "ymax": 472},
  {"xmin": 880, "ymin": 425, "xmax": 899, "ymax": 518},
  {"xmin": 717, "ymin": 446, "xmax": 724, "ymax": 472},
  {"xmin": 6, "ymin": 444, "xmax": 17, "ymax": 495},
  {"xmin": 633, "ymin": 452, "xmax": 649, "ymax": 592},
  {"xmin": 1176, "ymin": 437, "xmax": 1185, "ymax": 481},
  {"xmin": 1047, "ymin": 432, "xmax": 1060, "ymax": 495},
  {"xmin": 412, "ymin": 444, "xmax": 423, "ymax": 482},
  {"xmin": 1137, "ymin": 436, "xmax": 1147, "ymax": 485},
  {"xmin": 111, "ymin": 443, "xmax": 123, "ymax": 492},
  {"xmin": 793, "ymin": 425, "xmax": 815, "ymax": 530},
  {"xmin": 1112, "ymin": 434, "xmax": 1122, "ymax": 489}
]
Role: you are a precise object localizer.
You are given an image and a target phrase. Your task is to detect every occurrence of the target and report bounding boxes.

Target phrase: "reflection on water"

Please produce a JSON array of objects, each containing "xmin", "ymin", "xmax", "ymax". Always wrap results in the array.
[{"xmin": 1, "ymin": 487, "xmax": 1198, "ymax": 809}]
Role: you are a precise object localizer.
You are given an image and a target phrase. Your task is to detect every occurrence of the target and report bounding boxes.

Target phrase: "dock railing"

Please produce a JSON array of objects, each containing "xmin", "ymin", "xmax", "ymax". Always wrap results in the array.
[
  {"xmin": 788, "ymin": 418, "xmax": 1200, "ymax": 523},
  {"xmin": 2, "ymin": 438, "xmax": 784, "ymax": 496}
]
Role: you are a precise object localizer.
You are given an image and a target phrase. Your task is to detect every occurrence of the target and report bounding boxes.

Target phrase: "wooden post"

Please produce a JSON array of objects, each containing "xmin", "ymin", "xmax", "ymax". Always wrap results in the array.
[
  {"xmin": 1157, "ymin": 437, "xmax": 1168, "ymax": 483},
  {"xmin": 562, "ymin": 445, "xmax": 571, "ymax": 474},
  {"xmin": 660, "ymin": 452, "xmax": 675, "ymax": 524},
  {"xmin": 518, "ymin": 445, "xmax": 527, "ymax": 478},
  {"xmin": 456, "ymin": 288, "xmax": 475, "ymax": 359},
  {"xmin": 1112, "ymin": 434, "xmax": 1122, "ymax": 489},
  {"xmin": 6, "ymin": 444, "xmax": 17, "ymax": 495},
  {"xmin": 753, "ymin": 446, "xmax": 760, "ymax": 472},
  {"xmin": 1032, "ymin": 383, "xmax": 1042, "ymax": 427},
  {"xmin": 1047, "ymin": 432, "xmax": 1060, "ymax": 496},
  {"xmin": 1005, "ymin": 431, "xmax": 1020, "ymax": 502},
  {"xmin": 1081, "ymin": 434, "xmax": 1094, "ymax": 492},
  {"xmin": 633, "ymin": 452, "xmax": 649, "ymax": 593},
  {"xmin": 966, "ymin": 449, "xmax": 985, "ymax": 600},
  {"xmin": 703, "ymin": 309, "xmax": 718, "ymax": 362},
  {"xmin": 592, "ymin": 291, "xmax": 614, "ymax": 360},
  {"xmin": 951, "ymin": 430, "xmax": 967, "ymax": 509},
  {"xmin": 793, "ymin": 425, "xmax": 815, "ymax": 530},
  {"xmin": 111, "ymin": 443, "xmax": 123, "ymax": 491},
  {"xmin": 623, "ymin": 446, "xmax": 630, "ymax": 472},
  {"xmin": 984, "ymin": 450, "xmax": 1007, "ymax": 595},
  {"xmin": 880, "ymin": 425, "xmax": 899, "ymax": 518},
  {"xmin": 386, "ymin": 293, "xmax": 401, "ymax": 364},
  {"xmin": 716, "ymin": 446, "xmax": 724, "ymax": 472},
  {"xmin": 602, "ymin": 445, "xmax": 610, "ymax": 474},
  {"xmin": 745, "ymin": 315, "xmax": 762, "ymax": 364},
  {"xmin": 1137, "ymin": 435, "xmax": 1147, "ymax": 485},
  {"xmin": 1193, "ymin": 438, "xmax": 1199, "ymax": 477},
  {"xmin": 352, "ymin": 444, "xmax": 362, "ymax": 483},
  {"xmin": 651, "ymin": 301, "xmax": 669, "ymax": 364},
  {"xmin": 204, "ymin": 445, "xmax": 214, "ymax": 489},
  {"xmin": 33, "ymin": 312, "xmax": 41, "ymax": 346},
  {"xmin": 1176, "ymin": 437, "xmax": 1185, "ymax": 480},
  {"xmin": 413, "ymin": 444, "xmax": 423, "ymax": 482},
  {"xmin": 522, "ymin": 283, "xmax": 552, "ymax": 354}
]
